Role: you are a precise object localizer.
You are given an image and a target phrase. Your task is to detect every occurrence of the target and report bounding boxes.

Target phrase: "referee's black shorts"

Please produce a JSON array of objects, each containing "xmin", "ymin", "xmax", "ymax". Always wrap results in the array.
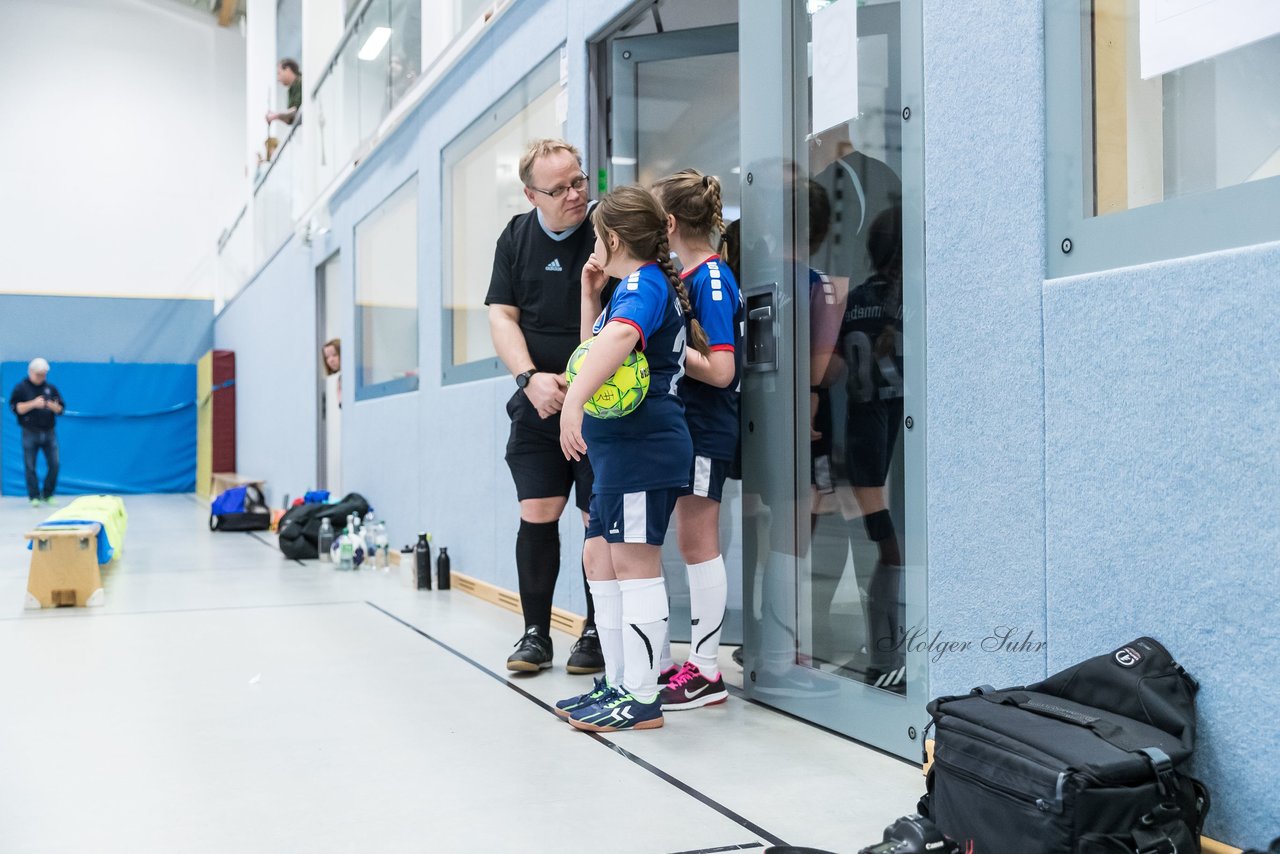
[{"xmin": 504, "ymin": 393, "xmax": 593, "ymax": 512}]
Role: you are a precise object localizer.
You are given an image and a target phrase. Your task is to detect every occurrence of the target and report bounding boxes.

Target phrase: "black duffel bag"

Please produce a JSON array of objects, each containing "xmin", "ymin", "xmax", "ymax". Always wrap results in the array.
[
  {"xmin": 277, "ymin": 492, "xmax": 370, "ymax": 559},
  {"xmin": 919, "ymin": 637, "xmax": 1209, "ymax": 854}
]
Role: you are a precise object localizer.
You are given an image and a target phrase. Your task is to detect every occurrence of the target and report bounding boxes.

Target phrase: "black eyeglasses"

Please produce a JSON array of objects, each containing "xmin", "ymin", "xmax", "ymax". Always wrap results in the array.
[{"xmin": 528, "ymin": 172, "xmax": 589, "ymax": 199}]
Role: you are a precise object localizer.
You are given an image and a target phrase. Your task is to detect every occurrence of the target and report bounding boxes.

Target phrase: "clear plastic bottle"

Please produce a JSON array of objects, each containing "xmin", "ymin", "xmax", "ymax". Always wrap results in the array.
[
  {"xmin": 317, "ymin": 517, "xmax": 334, "ymax": 563},
  {"xmin": 374, "ymin": 521, "xmax": 389, "ymax": 571},
  {"xmin": 338, "ymin": 529, "xmax": 354, "ymax": 571},
  {"xmin": 363, "ymin": 511, "xmax": 377, "ymax": 551}
]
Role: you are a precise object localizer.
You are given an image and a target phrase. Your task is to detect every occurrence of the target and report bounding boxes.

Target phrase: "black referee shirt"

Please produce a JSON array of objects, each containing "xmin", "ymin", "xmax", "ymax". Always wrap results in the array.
[
  {"xmin": 484, "ymin": 206, "xmax": 599, "ymax": 375},
  {"xmin": 9, "ymin": 378, "xmax": 63, "ymax": 431}
]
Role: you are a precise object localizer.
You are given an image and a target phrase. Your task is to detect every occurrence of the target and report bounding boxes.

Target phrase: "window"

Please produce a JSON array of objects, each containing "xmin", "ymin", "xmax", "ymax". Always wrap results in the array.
[
  {"xmin": 441, "ymin": 52, "xmax": 564, "ymax": 383},
  {"xmin": 1046, "ymin": 0, "xmax": 1280, "ymax": 276},
  {"xmin": 355, "ymin": 176, "xmax": 419, "ymax": 399}
]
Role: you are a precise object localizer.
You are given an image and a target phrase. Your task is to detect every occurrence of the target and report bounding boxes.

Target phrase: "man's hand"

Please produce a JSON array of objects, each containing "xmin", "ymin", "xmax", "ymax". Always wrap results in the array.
[
  {"xmin": 32, "ymin": 396, "xmax": 47, "ymax": 410},
  {"xmin": 47, "ymin": 400, "xmax": 62, "ymax": 415},
  {"xmin": 265, "ymin": 111, "xmax": 277, "ymax": 123},
  {"xmin": 582, "ymin": 253, "xmax": 608, "ymax": 297},
  {"xmin": 525, "ymin": 372, "xmax": 567, "ymax": 419}
]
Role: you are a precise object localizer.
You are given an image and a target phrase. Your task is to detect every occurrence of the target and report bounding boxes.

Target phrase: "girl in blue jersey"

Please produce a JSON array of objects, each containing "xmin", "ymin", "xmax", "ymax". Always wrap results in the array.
[
  {"xmin": 555, "ymin": 185, "xmax": 709, "ymax": 732},
  {"xmin": 650, "ymin": 169, "xmax": 743, "ymax": 711}
]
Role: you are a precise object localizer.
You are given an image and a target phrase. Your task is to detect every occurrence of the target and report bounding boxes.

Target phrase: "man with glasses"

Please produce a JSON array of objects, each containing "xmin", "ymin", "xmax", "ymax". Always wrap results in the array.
[{"xmin": 485, "ymin": 139, "xmax": 605, "ymax": 675}]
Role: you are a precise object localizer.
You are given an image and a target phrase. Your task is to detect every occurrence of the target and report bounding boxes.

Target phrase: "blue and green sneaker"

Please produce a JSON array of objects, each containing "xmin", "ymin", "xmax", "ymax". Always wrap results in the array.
[
  {"xmin": 568, "ymin": 687, "xmax": 664, "ymax": 732},
  {"xmin": 554, "ymin": 677, "xmax": 611, "ymax": 719}
]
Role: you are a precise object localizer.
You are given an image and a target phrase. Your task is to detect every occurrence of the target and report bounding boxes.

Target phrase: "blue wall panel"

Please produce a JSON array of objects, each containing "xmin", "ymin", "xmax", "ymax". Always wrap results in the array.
[
  {"xmin": 2, "ymin": 361, "xmax": 196, "ymax": 495},
  {"xmin": 0, "ymin": 294, "xmax": 213, "ymax": 365},
  {"xmin": 921, "ymin": 0, "xmax": 1048, "ymax": 696},
  {"xmin": 213, "ymin": 239, "xmax": 317, "ymax": 509},
  {"xmin": 1043, "ymin": 240, "xmax": 1280, "ymax": 844}
]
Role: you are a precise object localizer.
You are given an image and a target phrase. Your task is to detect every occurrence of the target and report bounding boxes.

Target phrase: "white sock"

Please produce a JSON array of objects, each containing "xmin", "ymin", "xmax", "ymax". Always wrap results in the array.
[
  {"xmin": 589, "ymin": 579, "xmax": 623, "ymax": 688},
  {"xmin": 619, "ymin": 577, "xmax": 669, "ymax": 702},
  {"xmin": 659, "ymin": 632, "xmax": 675, "ymax": 672},
  {"xmin": 687, "ymin": 555, "xmax": 728, "ymax": 677}
]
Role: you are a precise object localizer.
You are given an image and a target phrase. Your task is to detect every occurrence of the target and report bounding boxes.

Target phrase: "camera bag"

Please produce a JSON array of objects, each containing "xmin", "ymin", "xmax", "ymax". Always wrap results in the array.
[{"xmin": 919, "ymin": 637, "xmax": 1209, "ymax": 854}]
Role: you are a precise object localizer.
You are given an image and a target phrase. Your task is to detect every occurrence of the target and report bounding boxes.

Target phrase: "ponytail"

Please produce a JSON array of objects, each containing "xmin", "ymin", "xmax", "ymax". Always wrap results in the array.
[{"xmin": 655, "ymin": 234, "xmax": 710, "ymax": 357}]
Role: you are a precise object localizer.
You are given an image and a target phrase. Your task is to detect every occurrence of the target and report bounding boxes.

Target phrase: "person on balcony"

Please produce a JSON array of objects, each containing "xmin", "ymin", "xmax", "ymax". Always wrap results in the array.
[{"xmin": 265, "ymin": 58, "xmax": 301, "ymax": 128}]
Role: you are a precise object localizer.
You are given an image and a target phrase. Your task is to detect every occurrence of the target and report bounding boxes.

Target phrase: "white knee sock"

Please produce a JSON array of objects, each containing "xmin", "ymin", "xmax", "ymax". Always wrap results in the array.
[
  {"xmin": 659, "ymin": 632, "xmax": 675, "ymax": 672},
  {"xmin": 687, "ymin": 555, "xmax": 728, "ymax": 677},
  {"xmin": 619, "ymin": 577, "xmax": 669, "ymax": 702},
  {"xmin": 588, "ymin": 579, "xmax": 623, "ymax": 687}
]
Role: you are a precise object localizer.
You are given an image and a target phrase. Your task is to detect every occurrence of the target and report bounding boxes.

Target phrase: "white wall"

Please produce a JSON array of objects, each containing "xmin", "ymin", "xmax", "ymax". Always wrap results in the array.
[{"xmin": 0, "ymin": 0, "xmax": 245, "ymax": 299}]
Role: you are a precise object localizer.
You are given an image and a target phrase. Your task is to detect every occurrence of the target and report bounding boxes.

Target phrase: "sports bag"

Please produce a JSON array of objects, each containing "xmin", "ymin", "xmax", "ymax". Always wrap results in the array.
[
  {"xmin": 919, "ymin": 637, "xmax": 1209, "ymax": 854},
  {"xmin": 210, "ymin": 485, "xmax": 271, "ymax": 532},
  {"xmin": 277, "ymin": 492, "xmax": 369, "ymax": 559}
]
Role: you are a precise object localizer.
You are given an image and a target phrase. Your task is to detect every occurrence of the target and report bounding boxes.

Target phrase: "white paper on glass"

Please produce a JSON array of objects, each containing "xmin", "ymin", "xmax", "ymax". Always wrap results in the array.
[
  {"xmin": 811, "ymin": 0, "xmax": 859, "ymax": 135},
  {"xmin": 1139, "ymin": 0, "xmax": 1280, "ymax": 79}
]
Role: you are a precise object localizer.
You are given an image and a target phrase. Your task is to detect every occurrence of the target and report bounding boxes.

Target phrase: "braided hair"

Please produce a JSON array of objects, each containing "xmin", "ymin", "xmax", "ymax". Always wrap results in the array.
[
  {"xmin": 592, "ymin": 185, "xmax": 711, "ymax": 357},
  {"xmin": 652, "ymin": 168, "xmax": 728, "ymax": 259}
]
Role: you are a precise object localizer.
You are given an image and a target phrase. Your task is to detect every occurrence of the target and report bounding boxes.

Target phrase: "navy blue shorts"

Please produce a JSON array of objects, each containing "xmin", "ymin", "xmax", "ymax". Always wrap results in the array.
[
  {"xmin": 585, "ymin": 488, "xmax": 684, "ymax": 545},
  {"xmin": 685, "ymin": 455, "xmax": 732, "ymax": 503}
]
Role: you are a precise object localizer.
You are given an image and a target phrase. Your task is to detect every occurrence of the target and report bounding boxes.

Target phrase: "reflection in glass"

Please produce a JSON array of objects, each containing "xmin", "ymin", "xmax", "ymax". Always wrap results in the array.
[
  {"xmin": 787, "ymin": 1, "xmax": 910, "ymax": 696},
  {"xmin": 445, "ymin": 77, "xmax": 562, "ymax": 370},
  {"xmin": 355, "ymin": 178, "xmax": 419, "ymax": 392},
  {"xmin": 1083, "ymin": 0, "xmax": 1280, "ymax": 216}
]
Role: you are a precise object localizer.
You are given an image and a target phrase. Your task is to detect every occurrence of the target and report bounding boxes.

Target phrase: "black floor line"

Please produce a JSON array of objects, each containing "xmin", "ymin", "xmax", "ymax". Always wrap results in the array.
[
  {"xmin": 722, "ymin": 680, "xmax": 920, "ymax": 770},
  {"xmin": 0, "ymin": 599, "xmax": 363, "ymax": 622},
  {"xmin": 667, "ymin": 844, "xmax": 764, "ymax": 854},
  {"xmin": 245, "ymin": 530, "xmax": 306, "ymax": 566},
  {"xmin": 366, "ymin": 601, "xmax": 788, "ymax": 848}
]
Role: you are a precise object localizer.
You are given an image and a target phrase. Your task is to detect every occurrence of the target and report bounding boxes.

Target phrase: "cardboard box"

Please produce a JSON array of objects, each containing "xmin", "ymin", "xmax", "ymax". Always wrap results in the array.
[{"xmin": 24, "ymin": 525, "xmax": 104, "ymax": 609}]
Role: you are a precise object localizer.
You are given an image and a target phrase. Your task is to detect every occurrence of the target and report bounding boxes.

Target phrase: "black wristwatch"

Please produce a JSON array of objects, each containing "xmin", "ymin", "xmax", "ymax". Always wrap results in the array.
[{"xmin": 516, "ymin": 369, "xmax": 536, "ymax": 390}]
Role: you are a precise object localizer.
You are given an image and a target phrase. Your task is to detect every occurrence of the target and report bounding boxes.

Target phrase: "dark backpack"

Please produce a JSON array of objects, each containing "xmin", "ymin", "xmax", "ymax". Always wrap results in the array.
[
  {"xmin": 277, "ymin": 492, "xmax": 369, "ymax": 559},
  {"xmin": 209, "ymin": 485, "xmax": 271, "ymax": 532},
  {"xmin": 920, "ymin": 637, "xmax": 1209, "ymax": 854}
]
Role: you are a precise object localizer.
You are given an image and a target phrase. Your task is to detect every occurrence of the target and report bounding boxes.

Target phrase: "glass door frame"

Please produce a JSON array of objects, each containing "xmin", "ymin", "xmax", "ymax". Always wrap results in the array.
[
  {"xmin": 737, "ymin": 0, "xmax": 928, "ymax": 762},
  {"xmin": 609, "ymin": 24, "xmax": 739, "ymax": 189}
]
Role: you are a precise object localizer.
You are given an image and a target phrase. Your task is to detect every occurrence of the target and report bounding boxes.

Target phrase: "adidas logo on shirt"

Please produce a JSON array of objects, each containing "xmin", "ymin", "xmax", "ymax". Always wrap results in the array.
[{"xmin": 545, "ymin": 258, "xmax": 563, "ymax": 272}]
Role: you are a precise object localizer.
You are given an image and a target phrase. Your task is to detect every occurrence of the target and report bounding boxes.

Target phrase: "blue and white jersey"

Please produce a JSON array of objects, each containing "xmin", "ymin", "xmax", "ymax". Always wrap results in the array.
[
  {"xmin": 677, "ymin": 256, "xmax": 743, "ymax": 461},
  {"xmin": 583, "ymin": 263, "xmax": 693, "ymax": 493}
]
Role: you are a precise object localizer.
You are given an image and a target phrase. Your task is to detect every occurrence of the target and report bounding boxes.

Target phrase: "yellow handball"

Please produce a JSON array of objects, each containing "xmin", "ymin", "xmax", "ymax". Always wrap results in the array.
[{"xmin": 565, "ymin": 337, "xmax": 650, "ymax": 419}]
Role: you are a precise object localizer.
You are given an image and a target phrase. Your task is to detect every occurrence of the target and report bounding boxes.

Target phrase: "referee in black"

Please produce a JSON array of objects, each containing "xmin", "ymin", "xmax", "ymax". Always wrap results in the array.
[{"xmin": 485, "ymin": 138, "xmax": 605, "ymax": 674}]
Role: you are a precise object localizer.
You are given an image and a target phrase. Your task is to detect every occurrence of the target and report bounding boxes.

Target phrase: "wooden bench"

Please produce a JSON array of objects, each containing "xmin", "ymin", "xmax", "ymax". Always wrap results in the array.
[{"xmin": 24, "ymin": 524, "xmax": 105, "ymax": 609}]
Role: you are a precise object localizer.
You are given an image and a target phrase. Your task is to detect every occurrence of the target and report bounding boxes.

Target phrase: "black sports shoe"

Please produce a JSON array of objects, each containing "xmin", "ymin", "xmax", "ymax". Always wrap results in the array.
[
  {"xmin": 506, "ymin": 626, "xmax": 553, "ymax": 672},
  {"xmin": 565, "ymin": 626, "xmax": 605, "ymax": 674}
]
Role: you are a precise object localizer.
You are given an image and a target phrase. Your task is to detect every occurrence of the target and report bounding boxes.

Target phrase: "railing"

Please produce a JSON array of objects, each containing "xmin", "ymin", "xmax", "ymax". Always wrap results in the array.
[
  {"xmin": 214, "ymin": 205, "xmax": 250, "ymax": 313},
  {"xmin": 253, "ymin": 122, "xmax": 302, "ymax": 267},
  {"xmin": 214, "ymin": 0, "xmax": 509, "ymax": 308},
  {"xmin": 313, "ymin": 0, "xmax": 424, "ymax": 191}
]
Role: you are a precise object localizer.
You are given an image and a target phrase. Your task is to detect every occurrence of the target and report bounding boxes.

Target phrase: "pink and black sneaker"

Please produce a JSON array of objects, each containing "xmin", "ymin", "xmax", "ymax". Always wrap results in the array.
[
  {"xmin": 659, "ymin": 661, "xmax": 728, "ymax": 711},
  {"xmin": 658, "ymin": 663, "xmax": 681, "ymax": 686}
]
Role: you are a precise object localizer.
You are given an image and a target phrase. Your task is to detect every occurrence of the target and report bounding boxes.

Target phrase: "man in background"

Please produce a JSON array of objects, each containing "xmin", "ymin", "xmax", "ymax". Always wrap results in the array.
[
  {"xmin": 266, "ymin": 58, "xmax": 301, "ymax": 127},
  {"xmin": 9, "ymin": 358, "xmax": 65, "ymax": 507}
]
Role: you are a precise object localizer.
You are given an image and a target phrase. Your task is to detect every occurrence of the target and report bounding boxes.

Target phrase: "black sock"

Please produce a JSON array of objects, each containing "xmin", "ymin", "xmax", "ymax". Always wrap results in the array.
[
  {"xmin": 516, "ymin": 519, "xmax": 560, "ymax": 636},
  {"xmin": 580, "ymin": 554, "xmax": 596, "ymax": 629},
  {"xmin": 862, "ymin": 509, "xmax": 902, "ymax": 567}
]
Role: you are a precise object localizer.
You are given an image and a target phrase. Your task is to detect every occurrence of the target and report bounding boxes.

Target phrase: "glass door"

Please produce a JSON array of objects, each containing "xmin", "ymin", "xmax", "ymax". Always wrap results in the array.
[
  {"xmin": 611, "ymin": 24, "xmax": 744, "ymax": 646},
  {"xmin": 738, "ymin": 0, "xmax": 926, "ymax": 760}
]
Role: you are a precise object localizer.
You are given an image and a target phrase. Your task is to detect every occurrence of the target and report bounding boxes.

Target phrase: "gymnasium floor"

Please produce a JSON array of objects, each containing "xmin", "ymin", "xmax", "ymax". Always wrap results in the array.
[{"xmin": 0, "ymin": 494, "xmax": 923, "ymax": 854}]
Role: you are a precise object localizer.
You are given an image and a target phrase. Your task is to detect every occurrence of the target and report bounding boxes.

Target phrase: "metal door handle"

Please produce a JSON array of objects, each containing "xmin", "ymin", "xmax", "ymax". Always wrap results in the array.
[{"xmin": 748, "ymin": 306, "xmax": 773, "ymax": 321}]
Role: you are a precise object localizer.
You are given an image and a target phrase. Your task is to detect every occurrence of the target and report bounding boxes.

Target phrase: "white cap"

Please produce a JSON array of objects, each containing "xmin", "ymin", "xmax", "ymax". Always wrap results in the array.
[{"xmin": 28, "ymin": 358, "xmax": 49, "ymax": 373}]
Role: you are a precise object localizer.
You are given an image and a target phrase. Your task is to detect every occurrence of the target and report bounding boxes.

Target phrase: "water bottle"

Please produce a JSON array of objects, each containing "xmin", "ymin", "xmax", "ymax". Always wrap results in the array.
[
  {"xmin": 374, "ymin": 522, "xmax": 389, "ymax": 571},
  {"xmin": 436, "ymin": 547, "xmax": 451, "ymax": 590},
  {"xmin": 317, "ymin": 517, "xmax": 334, "ymax": 562},
  {"xmin": 400, "ymin": 546, "xmax": 415, "ymax": 588},
  {"xmin": 363, "ymin": 510, "xmax": 377, "ymax": 550},
  {"xmin": 414, "ymin": 532, "xmax": 432, "ymax": 590},
  {"xmin": 338, "ymin": 529, "xmax": 354, "ymax": 571}
]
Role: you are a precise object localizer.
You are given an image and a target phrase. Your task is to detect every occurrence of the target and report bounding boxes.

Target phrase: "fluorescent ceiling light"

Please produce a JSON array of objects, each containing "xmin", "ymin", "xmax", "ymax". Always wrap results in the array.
[
  {"xmin": 611, "ymin": 156, "xmax": 638, "ymax": 166},
  {"xmin": 359, "ymin": 27, "xmax": 392, "ymax": 61}
]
